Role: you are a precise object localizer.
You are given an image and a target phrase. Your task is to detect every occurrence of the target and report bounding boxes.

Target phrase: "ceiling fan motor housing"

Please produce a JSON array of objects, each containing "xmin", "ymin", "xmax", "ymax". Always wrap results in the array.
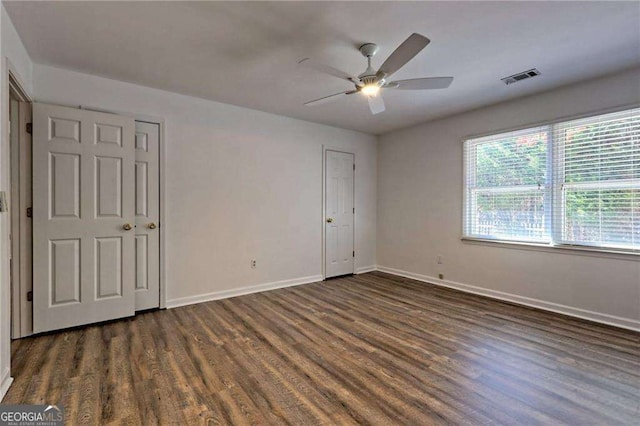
[{"xmin": 360, "ymin": 75, "xmax": 378, "ymax": 86}]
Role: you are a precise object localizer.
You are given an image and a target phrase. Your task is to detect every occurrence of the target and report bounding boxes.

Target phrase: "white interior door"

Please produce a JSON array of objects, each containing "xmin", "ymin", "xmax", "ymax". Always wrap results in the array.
[
  {"xmin": 134, "ymin": 121, "xmax": 160, "ymax": 310},
  {"xmin": 32, "ymin": 103, "xmax": 136, "ymax": 333},
  {"xmin": 325, "ymin": 150, "xmax": 355, "ymax": 278}
]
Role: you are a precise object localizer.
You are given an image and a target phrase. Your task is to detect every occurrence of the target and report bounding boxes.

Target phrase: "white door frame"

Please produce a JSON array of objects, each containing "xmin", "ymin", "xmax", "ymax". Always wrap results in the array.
[
  {"xmin": 80, "ymin": 106, "xmax": 167, "ymax": 309},
  {"xmin": 1, "ymin": 57, "xmax": 33, "ymax": 396},
  {"xmin": 321, "ymin": 146, "xmax": 356, "ymax": 279},
  {"xmin": 8, "ymin": 74, "xmax": 32, "ymax": 338},
  {"xmin": 4, "ymin": 60, "xmax": 32, "ymax": 339}
]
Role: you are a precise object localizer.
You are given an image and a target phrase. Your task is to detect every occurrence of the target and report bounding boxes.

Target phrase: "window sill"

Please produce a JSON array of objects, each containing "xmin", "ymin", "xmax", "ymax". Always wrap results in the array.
[{"xmin": 461, "ymin": 237, "xmax": 639, "ymax": 261}]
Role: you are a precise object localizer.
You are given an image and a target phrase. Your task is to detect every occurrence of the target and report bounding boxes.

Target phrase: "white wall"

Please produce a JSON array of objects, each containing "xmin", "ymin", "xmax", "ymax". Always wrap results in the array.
[
  {"xmin": 33, "ymin": 64, "xmax": 377, "ymax": 305},
  {"xmin": 377, "ymin": 67, "xmax": 640, "ymax": 330},
  {"xmin": 0, "ymin": 3, "xmax": 33, "ymax": 400},
  {"xmin": 377, "ymin": 69, "xmax": 640, "ymax": 328},
  {"xmin": 1, "ymin": 5, "xmax": 31, "ymax": 94}
]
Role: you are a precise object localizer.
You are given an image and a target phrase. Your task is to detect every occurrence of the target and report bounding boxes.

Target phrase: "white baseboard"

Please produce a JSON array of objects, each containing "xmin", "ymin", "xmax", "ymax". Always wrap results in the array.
[
  {"xmin": 166, "ymin": 274, "xmax": 324, "ymax": 309},
  {"xmin": 376, "ymin": 266, "xmax": 640, "ymax": 332},
  {"xmin": 355, "ymin": 265, "xmax": 377, "ymax": 274},
  {"xmin": 0, "ymin": 367, "xmax": 13, "ymax": 402}
]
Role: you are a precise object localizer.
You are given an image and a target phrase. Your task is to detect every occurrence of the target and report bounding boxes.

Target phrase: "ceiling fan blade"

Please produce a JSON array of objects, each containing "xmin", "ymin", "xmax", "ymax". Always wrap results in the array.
[
  {"xmin": 385, "ymin": 77, "xmax": 453, "ymax": 90},
  {"xmin": 299, "ymin": 58, "xmax": 361, "ymax": 85},
  {"xmin": 368, "ymin": 95, "xmax": 385, "ymax": 115},
  {"xmin": 304, "ymin": 90, "xmax": 355, "ymax": 106},
  {"xmin": 376, "ymin": 33, "xmax": 430, "ymax": 80}
]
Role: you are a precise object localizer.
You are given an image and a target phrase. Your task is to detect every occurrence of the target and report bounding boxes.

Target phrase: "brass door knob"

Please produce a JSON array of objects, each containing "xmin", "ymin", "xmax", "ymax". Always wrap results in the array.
[
  {"xmin": 147, "ymin": 222, "xmax": 157, "ymax": 230},
  {"xmin": 122, "ymin": 223, "xmax": 133, "ymax": 231},
  {"xmin": 326, "ymin": 218, "xmax": 333, "ymax": 223}
]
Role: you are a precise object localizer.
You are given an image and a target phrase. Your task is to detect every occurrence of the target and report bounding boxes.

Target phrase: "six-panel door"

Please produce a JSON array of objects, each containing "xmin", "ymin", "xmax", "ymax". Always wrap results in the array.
[
  {"xmin": 32, "ymin": 103, "xmax": 136, "ymax": 332},
  {"xmin": 325, "ymin": 150, "xmax": 355, "ymax": 278},
  {"xmin": 134, "ymin": 121, "xmax": 160, "ymax": 310}
]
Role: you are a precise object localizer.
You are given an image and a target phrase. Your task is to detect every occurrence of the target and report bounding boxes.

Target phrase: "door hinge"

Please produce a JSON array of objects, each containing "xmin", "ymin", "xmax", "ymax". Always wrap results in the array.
[
  {"xmin": 353, "ymin": 207, "xmax": 355, "ymax": 214},
  {"xmin": 26, "ymin": 207, "xmax": 32, "ymax": 218},
  {"xmin": 27, "ymin": 291, "xmax": 33, "ymax": 302},
  {"xmin": 26, "ymin": 123, "xmax": 32, "ymax": 134},
  {"xmin": 353, "ymin": 251, "xmax": 355, "ymax": 257},
  {"xmin": 353, "ymin": 163, "xmax": 355, "ymax": 171}
]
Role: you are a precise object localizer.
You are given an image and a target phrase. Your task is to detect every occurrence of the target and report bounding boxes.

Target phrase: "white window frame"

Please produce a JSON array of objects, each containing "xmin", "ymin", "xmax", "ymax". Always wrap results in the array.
[
  {"xmin": 464, "ymin": 126, "xmax": 551, "ymax": 244},
  {"xmin": 462, "ymin": 105, "xmax": 640, "ymax": 257}
]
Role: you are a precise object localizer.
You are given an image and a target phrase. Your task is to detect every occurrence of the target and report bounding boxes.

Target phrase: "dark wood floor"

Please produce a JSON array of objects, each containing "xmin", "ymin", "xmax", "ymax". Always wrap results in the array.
[{"xmin": 4, "ymin": 272, "xmax": 640, "ymax": 425}]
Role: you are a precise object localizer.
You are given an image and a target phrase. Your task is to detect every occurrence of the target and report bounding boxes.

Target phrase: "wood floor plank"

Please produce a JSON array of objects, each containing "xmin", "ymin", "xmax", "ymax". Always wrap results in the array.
[{"xmin": 3, "ymin": 272, "xmax": 639, "ymax": 425}]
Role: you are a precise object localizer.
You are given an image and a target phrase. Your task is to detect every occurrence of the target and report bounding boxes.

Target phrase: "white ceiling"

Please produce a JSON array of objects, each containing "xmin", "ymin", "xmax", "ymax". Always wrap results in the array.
[{"xmin": 5, "ymin": 1, "xmax": 640, "ymax": 134}]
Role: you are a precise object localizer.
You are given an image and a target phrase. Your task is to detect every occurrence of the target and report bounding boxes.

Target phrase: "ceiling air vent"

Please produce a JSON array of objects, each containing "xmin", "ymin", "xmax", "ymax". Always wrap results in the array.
[{"xmin": 501, "ymin": 68, "xmax": 541, "ymax": 85}]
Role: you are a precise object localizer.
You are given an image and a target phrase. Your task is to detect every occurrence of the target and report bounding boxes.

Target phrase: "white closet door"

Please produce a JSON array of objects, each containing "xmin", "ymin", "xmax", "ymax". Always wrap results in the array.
[
  {"xmin": 32, "ymin": 103, "xmax": 136, "ymax": 333},
  {"xmin": 325, "ymin": 150, "xmax": 355, "ymax": 278},
  {"xmin": 134, "ymin": 121, "xmax": 160, "ymax": 310}
]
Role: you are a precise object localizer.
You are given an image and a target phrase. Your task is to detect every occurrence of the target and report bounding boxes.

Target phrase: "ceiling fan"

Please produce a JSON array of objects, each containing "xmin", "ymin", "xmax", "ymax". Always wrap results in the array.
[{"xmin": 300, "ymin": 33, "xmax": 453, "ymax": 115}]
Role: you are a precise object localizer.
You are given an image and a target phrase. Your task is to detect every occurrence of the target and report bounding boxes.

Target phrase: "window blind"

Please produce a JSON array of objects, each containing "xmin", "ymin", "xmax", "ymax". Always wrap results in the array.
[
  {"xmin": 464, "ymin": 126, "xmax": 550, "ymax": 242},
  {"xmin": 463, "ymin": 106, "xmax": 640, "ymax": 253},
  {"xmin": 552, "ymin": 108, "xmax": 640, "ymax": 251}
]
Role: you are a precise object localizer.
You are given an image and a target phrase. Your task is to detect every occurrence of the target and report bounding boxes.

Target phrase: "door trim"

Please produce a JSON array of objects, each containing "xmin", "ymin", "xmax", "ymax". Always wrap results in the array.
[
  {"xmin": 4, "ymin": 60, "xmax": 32, "ymax": 339},
  {"xmin": 9, "ymin": 80, "xmax": 32, "ymax": 338},
  {"xmin": 80, "ymin": 106, "xmax": 167, "ymax": 310},
  {"xmin": 322, "ymin": 146, "xmax": 356, "ymax": 280}
]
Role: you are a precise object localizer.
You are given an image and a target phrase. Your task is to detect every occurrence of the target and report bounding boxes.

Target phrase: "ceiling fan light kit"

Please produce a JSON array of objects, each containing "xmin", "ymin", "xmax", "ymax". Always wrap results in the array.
[{"xmin": 301, "ymin": 33, "xmax": 454, "ymax": 115}]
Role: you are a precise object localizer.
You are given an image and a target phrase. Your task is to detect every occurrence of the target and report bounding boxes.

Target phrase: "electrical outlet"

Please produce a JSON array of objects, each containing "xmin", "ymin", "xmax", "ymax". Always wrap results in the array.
[
  {"xmin": 251, "ymin": 260, "xmax": 257, "ymax": 269},
  {"xmin": 436, "ymin": 255, "xmax": 443, "ymax": 265},
  {"xmin": 438, "ymin": 273, "xmax": 444, "ymax": 280}
]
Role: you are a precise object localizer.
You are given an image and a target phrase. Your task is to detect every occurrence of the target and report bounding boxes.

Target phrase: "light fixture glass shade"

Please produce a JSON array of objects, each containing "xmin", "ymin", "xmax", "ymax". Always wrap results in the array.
[{"xmin": 361, "ymin": 84, "xmax": 380, "ymax": 96}]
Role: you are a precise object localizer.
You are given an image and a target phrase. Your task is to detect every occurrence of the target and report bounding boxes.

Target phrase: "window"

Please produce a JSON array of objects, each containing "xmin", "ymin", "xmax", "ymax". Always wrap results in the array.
[
  {"xmin": 464, "ymin": 107, "xmax": 640, "ymax": 253},
  {"xmin": 464, "ymin": 127, "xmax": 550, "ymax": 243}
]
